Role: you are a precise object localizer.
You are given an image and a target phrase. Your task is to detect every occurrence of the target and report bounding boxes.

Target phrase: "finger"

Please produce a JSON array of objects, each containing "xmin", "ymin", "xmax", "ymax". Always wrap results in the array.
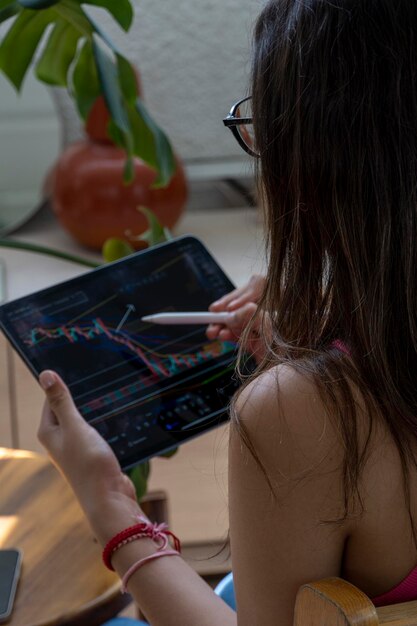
[
  {"xmin": 227, "ymin": 302, "xmax": 258, "ymax": 333},
  {"xmin": 218, "ymin": 328, "xmax": 235, "ymax": 342},
  {"xmin": 212, "ymin": 287, "xmax": 259, "ymax": 312},
  {"xmin": 227, "ymin": 282, "xmax": 265, "ymax": 310},
  {"xmin": 209, "ymin": 304, "xmax": 256, "ymax": 342},
  {"xmin": 209, "ymin": 294, "xmax": 234, "ymax": 311},
  {"xmin": 39, "ymin": 370, "xmax": 82, "ymax": 427},
  {"xmin": 225, "ymin": 295, "xmax": 252, "ymax": 311},
  {"xmin": 206, "ymin": 323, "xmax": 222, "ymax": 340},
  {"xmin": 247, "ymin": 274, "xmax": 265, "ymax": 299},
  {"xmin": 209, "ymin": 287, "xmax": 246, "ymax": 311}
]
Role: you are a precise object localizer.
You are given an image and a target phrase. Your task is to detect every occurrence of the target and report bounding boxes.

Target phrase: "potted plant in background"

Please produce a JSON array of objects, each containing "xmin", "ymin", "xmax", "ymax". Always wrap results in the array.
[
  {"xmin": 0, "ymin": 0, "xmax": 185, "ymax": 516},
  {"xmin": 0, "ymin": 0, "xmax": 188, "ymax": 251}
]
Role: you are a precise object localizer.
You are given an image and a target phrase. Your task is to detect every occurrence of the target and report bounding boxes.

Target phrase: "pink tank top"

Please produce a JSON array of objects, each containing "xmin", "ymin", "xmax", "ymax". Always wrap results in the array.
[
  {"xmin": 372, "ymin": 566, "xmax": 417, "ymax": 606},
  {"xmin": 331, "ymin": 340, "xmax": 417, "ymax": 607}
]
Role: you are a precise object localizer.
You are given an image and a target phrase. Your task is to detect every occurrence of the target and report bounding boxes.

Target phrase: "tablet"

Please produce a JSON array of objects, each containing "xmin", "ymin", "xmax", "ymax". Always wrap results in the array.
[{"xmin": 0, "ymin": 236, "xmax": 253, "ymax": 469}]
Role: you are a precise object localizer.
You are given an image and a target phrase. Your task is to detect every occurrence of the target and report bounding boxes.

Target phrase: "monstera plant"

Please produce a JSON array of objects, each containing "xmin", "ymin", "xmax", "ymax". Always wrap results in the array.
[
  {"xmin": 0, "ymin": 0, "xmax": 175, "ymax": 185},
  {"xmin": 0, "ymin": 0, "xmax": 178, "ymax": 499}
]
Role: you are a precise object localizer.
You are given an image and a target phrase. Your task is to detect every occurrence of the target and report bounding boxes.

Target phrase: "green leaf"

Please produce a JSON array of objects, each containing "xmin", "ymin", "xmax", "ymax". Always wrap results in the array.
[
  {"xmin": 158, "ymin": 447, "xmax": 178, "ymax": 459},
  {"xmin": 0, "ymin": 8, "xmax": 55, "ymax": 90},
  {"xmin": 128, "ymin": 461, "xmax": 150, "ymax": 502},
  {"xmin": 106, "ymin": 121, "xmax": 134, "ymax": 186},
  {"xmin": 0, "ymin": 1, "xmax": 19, "ymax": 24},
  {"xmin": 128, "ymin": 206, "xmax": 172, "ymax": 247},
  {"xmin": 0, "ymin": 239, "xmax": 99, "ymax": 267},
  {"xmin": 81, "ymin": 0, "xmax": 133, "ymax": 31},
  {"xmin": 123, "ymin": 155, "xmax": 134, "ymax": 183},
  {"xmin": 134, "ymin": 99, "xmax": 176, "ymax": 188},
  {"xmin": 53, "ymin": 1, "xmax": 93, "ymax": 37},
  {"xmin": 18, "ymin": 0, "xmax": 59, "ymax": 7},
  {"xmin": 117, "ymin": 53, "xmax": 136, "ymax": 104},
  {"xmin": 107, "ymin": 118, "xmax": 125, "ymax": 146},
  {"xmin": 83, "ymin": 10, "xmax": 119, "ymax": 53},
  {"xmin": 102, "ymin": 237, "xmax": 134, "ymax": 262},
  {"xmin": 36, "ymin": 19, "xmax": 81, "ymax": 85},
  {"xmin": 92, "ymin": 34, "xmax": 130, "ymax": 137},
  {"xmin": 71, "ymin": 39, "xmax": 100, "ymax": 119}
]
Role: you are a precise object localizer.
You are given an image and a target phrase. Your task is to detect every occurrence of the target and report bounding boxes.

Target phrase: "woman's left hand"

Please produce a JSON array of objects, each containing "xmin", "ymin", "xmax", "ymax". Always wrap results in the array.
[{"xmin": 38, "ymin": 370, "xmax": 142, "ymax": 546}]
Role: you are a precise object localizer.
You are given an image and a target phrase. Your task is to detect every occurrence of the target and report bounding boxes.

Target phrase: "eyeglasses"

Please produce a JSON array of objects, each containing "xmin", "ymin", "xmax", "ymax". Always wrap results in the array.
[{"xmin": 223, "ymin": 96, "xmax": 259, "ymax": 158}]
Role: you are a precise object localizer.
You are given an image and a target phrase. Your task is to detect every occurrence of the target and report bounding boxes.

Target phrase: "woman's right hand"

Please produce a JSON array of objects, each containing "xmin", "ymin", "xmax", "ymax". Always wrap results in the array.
[
  {"xmin": 210, "ymin": 274, "xmax": 266, "ymax": 312},
  {"xmin": 206, "ymin": 275, "xmax": 269, "ymax": 364}
]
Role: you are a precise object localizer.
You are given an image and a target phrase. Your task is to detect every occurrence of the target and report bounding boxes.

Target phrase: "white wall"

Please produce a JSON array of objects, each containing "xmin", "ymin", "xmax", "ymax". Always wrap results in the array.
[
  {"xmin": 0, "ymin": 72, "xmax": 60, "ymax": 233},
  {"xmin": 54, "ymin": 0, "xmax": 261, "ymax": 179}
]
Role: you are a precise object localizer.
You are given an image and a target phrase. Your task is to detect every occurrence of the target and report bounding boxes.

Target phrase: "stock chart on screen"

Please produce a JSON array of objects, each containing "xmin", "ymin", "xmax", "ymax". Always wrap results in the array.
[{"xmin": 0, "ymin": 237, "xmax": 252, "ymax": 467}]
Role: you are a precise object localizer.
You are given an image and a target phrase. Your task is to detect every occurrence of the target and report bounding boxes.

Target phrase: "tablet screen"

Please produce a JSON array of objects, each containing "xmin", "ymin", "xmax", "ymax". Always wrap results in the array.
[{"xmin": 0, "ymin": 236, "xmax": 252, "ymax": 468}]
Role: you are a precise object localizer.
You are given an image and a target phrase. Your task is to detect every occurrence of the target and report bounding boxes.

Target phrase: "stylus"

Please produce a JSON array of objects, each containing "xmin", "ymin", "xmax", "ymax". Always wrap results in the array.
[{"xmin": 141, "ymin": 312, "xmax": 232, "ymax": 325}]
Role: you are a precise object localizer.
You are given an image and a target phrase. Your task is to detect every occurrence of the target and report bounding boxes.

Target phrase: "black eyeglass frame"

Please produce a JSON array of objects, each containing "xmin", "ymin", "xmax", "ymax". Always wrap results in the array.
[{"xmin": 223, "ymin": 96, "xmax": 258, "ymax": 158}]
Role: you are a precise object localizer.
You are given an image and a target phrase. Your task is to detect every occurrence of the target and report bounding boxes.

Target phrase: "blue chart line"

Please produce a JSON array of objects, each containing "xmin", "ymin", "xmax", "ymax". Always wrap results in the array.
[{"xmin": 25, "ymin": 317, "xmax": 236, "ymax": 415}]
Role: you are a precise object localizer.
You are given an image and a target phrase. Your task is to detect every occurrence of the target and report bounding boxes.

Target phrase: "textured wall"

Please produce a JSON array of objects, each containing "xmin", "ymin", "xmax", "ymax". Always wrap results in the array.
[
  {"xmin": 53, "ymin": 0, "xmax": 261, "ymax": 171},
  {"xmin": 0, "ymin": 72, "xmax": 59, "ymax": 232}
]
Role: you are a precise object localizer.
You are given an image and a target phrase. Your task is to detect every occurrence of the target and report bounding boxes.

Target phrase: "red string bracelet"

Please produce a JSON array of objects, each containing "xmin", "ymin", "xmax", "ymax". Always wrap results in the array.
[{"xmin": 102, "ymin": 516, "xmax": 181, "ymax": 571}]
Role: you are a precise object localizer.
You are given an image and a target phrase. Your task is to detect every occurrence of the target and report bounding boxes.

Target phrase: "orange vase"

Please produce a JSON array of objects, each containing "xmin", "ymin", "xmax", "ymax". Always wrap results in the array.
[{"xmin": 51, "ymin": 94, "xmax": 188, "ymax": 251}]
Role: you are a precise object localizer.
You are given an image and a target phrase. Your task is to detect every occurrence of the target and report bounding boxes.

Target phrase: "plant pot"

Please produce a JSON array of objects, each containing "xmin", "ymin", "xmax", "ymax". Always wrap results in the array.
[
  {"xmin": 51, "ymin": 140, "xmax": 188, "ymax": 250},
  {"xmin": 50, "ymin": 66, "xmax": 188, "ymax": 251},
  {"xmin": 140, "ymin": 489, "xmax": 169, "ymax": 524}
]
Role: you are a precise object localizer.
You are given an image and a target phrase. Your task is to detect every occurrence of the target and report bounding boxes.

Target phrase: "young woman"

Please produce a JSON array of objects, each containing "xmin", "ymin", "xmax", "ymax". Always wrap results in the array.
[{"xmin": 37, "ymin": 1, "xmax": 417, "ymax": 624}]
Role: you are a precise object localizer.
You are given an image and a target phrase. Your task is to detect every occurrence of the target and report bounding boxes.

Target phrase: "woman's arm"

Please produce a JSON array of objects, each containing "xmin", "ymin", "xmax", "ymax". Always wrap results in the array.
[
  {"xmin": 38, "ymin": 371, "xmax": 236, "ymax": 626},
  {"xmin": 37, "ymin": 361, "xmax": 349, "ymax": 626},
  {"xmin": 97, "ymin": 523, "xmax": 236, "ymax": 626},
  {"xmin": 228, "ymin": 365, "xmax": 350, "ymax": 626}
]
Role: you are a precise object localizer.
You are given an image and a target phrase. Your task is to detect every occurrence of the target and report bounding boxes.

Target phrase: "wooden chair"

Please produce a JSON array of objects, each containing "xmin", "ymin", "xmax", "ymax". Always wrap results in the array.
[{"xmin": 293, "ymin": 577, "xmax": 417, "ymax": 625}]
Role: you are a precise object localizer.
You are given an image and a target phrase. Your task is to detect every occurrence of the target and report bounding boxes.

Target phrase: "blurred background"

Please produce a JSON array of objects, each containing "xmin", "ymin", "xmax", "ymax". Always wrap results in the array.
[{"xmin": 0, "ymin": 0, "xmax": 261, "ymax": 235}]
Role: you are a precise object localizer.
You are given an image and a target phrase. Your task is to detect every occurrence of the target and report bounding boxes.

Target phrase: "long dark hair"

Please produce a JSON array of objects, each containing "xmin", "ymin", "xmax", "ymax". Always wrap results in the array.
[{"xmin": 235, "ymin": 0, "xmax": 417, "ymax": 529}]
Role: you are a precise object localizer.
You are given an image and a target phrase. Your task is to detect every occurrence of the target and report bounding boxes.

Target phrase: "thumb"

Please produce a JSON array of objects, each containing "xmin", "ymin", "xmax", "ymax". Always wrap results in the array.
[{"xmin": 39, "ymin": 370, "xmax": 81, "ymax": 426}]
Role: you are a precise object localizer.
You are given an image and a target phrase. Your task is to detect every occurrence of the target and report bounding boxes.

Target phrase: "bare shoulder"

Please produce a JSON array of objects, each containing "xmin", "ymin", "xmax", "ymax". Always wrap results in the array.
[
  {"xmin": 229, "ymin": 365, "xmax": 349, "ymax": 625},
  {"xmin": 232, "ymin": 364, "xmax": 343, "ymax": 480}
]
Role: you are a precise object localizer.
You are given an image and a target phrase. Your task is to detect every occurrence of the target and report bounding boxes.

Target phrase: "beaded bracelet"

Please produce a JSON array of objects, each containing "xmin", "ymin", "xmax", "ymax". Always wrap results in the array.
[{"xmin": 102, "ymin": 516, "xmax": 181, "ymax": 571}]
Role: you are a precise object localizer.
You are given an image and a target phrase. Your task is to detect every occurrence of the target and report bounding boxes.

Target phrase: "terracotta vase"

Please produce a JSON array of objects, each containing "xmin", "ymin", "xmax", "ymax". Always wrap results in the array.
[{"xmin": 51, "ymin": 93, "xmax": 188, "ymax": 251}]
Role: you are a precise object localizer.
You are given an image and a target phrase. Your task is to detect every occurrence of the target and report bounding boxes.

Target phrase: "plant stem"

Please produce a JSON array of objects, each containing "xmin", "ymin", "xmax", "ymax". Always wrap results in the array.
[{"xmin": 0, "ymin": 239, "xmax": 100, "ymax": 268}]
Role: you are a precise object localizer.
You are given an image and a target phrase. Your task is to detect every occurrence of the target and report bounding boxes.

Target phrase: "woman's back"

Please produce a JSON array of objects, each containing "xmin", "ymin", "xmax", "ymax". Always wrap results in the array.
[
  {"xmin": 228, "ymin": 1, "xmax": 417, "ymax": 619},
  {"xmin": 342, "ymin": 415, "xmax": 417, "ymax": 602},
  {"xmin": 229, "ymin": 360, "xmax": 417, "ymax": 624}
]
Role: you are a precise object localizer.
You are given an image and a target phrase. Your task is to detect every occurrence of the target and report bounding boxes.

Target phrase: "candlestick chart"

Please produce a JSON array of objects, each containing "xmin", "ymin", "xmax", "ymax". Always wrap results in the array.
[
  {"xmin": 0, "ymin": 237, "xmax": 251, "ymax": 467},
  {"xmin": 25, "ymin": 317, "xmax": 232, "ymax": 377},
  {"xmin": 23, "ymin": 316, "xmax": 236, "ymax": 419}
]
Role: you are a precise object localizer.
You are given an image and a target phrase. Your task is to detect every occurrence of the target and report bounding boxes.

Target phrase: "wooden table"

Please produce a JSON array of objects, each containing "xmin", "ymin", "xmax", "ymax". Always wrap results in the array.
[{"xmin": 0, "ymin": 447, "xmax": 130, "ymax": 626}]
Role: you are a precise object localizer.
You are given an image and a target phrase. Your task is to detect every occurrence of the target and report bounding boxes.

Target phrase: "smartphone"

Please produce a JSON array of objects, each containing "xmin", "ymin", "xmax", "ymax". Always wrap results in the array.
[{"xmin": 0, "ymin": 549, "xmax": 22, "ymax": 623}]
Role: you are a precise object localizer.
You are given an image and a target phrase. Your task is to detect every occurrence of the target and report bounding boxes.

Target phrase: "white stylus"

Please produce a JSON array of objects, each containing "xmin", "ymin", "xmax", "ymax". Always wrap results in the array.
[{"xmin": 141, "ymin": 312, "xmax": 232, "ymax": 325}]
